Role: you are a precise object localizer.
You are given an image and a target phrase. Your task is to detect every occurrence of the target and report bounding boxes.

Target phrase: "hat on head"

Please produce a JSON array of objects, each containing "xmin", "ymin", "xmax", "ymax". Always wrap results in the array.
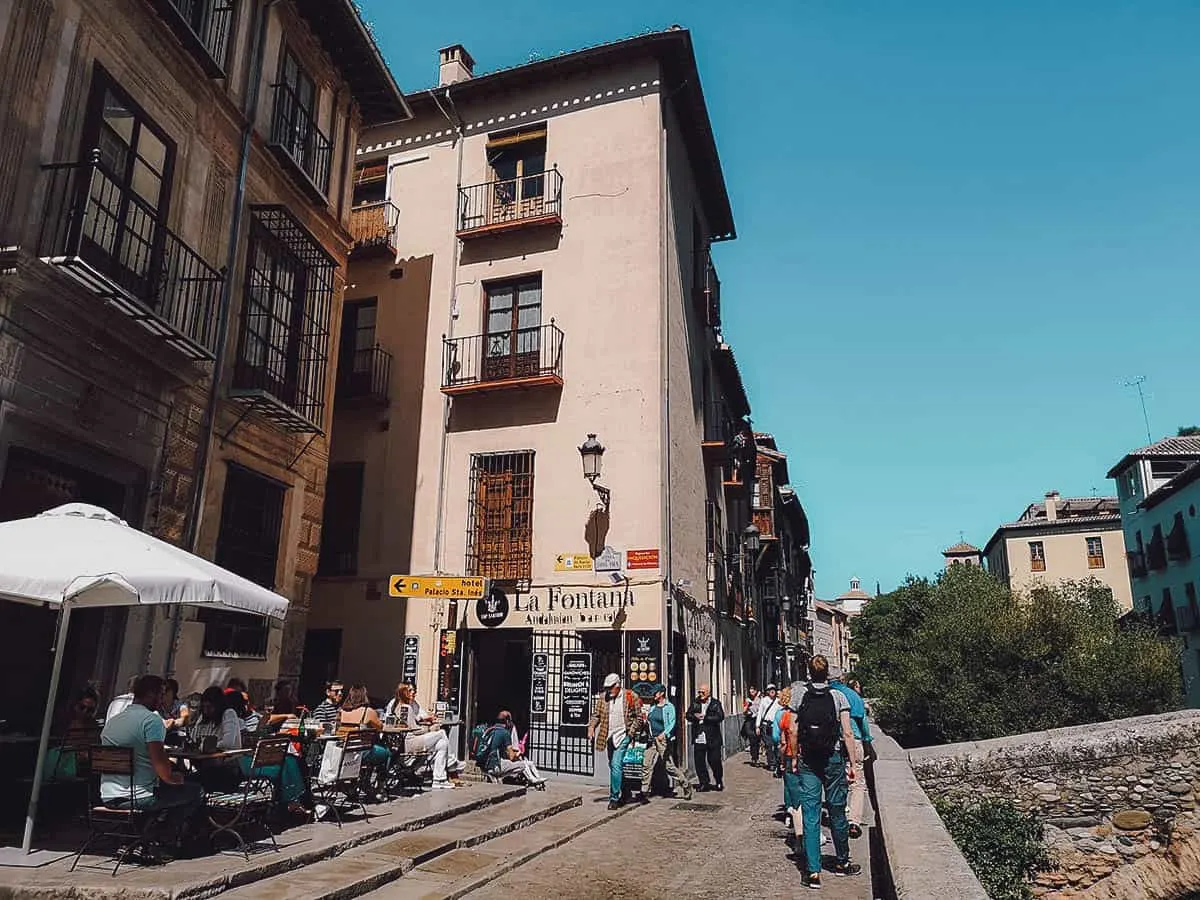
[
  {"xmin": 603, "ymin": 673, "xmax": 620, "ymax": 688},
  {"xmin": 653, "ymin": 683, "xmax": 666, "ymax": 695},
  {"xmin": 766, "ymin": 683, "xmax": 777, "ymax": 691}
]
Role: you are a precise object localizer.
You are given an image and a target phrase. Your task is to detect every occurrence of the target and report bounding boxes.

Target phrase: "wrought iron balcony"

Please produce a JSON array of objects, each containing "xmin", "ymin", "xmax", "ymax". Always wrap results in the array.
[
  {"xmin": 457, "ymin": 168, "xmax": 563, "ymax": 239},
  {"xmin": 702, "ymin": 400, "xmax": 738, "ymax": 462},
  {"xmin": 695, "ymin": 250, "xmax": 721, "ymax": 327},
  {"xmin": 36, "ymin": 151, "xmax": 221, "ymax": 360},
  {"xmin": 268, "ymin": 83, "xmax": 332, "ymax": 200},
  {"xmin": 349, "ymin": 201, "xmax": 400, "ymax": 257},
  {"xmin": 147, "ymin": 0, "xmax": 234, "ymax": 76},
  {"xmin": 442, "ymin": 322, "xmax": 564, "ymax": 395},
  {"xmin": 337, "ymin": 344, "xmax": 392, "ymax": 404}
]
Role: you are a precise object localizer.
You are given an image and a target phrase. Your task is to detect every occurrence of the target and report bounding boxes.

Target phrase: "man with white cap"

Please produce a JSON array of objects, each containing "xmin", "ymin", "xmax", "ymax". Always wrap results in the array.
[
  {"xmin": 588, "ymin": 673, "xmax": 644, "ymax": 810},
  {"xmin": 755, "ymin": 683, "xmax": 782, "ymax": 773}
]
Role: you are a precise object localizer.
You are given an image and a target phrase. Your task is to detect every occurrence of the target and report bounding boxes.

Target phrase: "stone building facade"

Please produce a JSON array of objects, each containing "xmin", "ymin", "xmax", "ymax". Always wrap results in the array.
[{"xmin": 0, "ymin": 0, "xmax": 408, "ymax": 719}]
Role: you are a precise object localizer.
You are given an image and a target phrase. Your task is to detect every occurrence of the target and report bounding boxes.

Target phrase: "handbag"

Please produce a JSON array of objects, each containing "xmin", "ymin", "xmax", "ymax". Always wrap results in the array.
[{"xmin": 318, "ymin": 739, "xmax": 363, "ymax": 785}]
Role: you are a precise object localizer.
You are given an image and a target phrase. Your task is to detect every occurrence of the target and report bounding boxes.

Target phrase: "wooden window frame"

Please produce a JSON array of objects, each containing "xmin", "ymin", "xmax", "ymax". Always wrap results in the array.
[
  {"xmin": 1029, "ymin": 540, "xmax": 1046, "ymax": 572},
  {"xmin": 482, "ymin": 275, "xmax": 543, "ymax": 383},
  {"xmin": 465, "ymin": 451, "xmax": 535, "ymax": 583},
  {"xmin": 1086, "ymin": 535, "xmax": 1105, "ymax": 569}
]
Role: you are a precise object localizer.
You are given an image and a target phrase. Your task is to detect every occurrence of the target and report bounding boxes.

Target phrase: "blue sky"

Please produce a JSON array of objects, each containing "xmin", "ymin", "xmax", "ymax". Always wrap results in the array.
[{"xmin": 361, "ymin": 0, "xmax": 1200, "ymax": 596}]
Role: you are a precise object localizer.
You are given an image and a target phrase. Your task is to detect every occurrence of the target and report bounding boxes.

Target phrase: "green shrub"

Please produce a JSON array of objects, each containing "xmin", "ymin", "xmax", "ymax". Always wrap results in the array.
[{"xmin": 934, "ymin": 797, "xmax": 1052, "ymax": 900}]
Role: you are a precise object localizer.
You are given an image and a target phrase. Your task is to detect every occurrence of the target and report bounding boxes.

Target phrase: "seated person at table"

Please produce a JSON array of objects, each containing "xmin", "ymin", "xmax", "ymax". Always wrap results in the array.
[
  {"xmin": 388, "ymin": 683, "xmax": 462, "ymax": 789},
  {"xmin": 160, "ymin": 678, "xmax": 189, "ymax": 745},
  {"xmin": 263, "ymin": 680, "xmax": 298, "ymax": 730},
  {"xmin": 310, "ymin": 681, "xmax": 344, "ymax": 732},
  {"xmin": 104, "ymin": 675, "xmax": 138, "ymax": 722},
  {"xmin": 100, "ymin": 675, "xmax": 204, "ymax": 838},
  {"xmin": 45, "ymin": 688, "xmax": 101, "ymax": 782},
  {"xmin": 225, "ymin": 678, "xmax": 260, "ymax": 733},
  {"xmin": 338, "ymin": 685, "xmax": 389, "ymax": 767},
  {"xmin": 188, "ymin": 687, "xmax": 242, "ymax": 792}
]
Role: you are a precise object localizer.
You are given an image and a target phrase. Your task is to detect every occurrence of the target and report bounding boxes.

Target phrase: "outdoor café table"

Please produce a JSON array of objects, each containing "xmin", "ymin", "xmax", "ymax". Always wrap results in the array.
[{"xmin": 168, "ymin": 747, "xmax": 254, "ymax": 764}]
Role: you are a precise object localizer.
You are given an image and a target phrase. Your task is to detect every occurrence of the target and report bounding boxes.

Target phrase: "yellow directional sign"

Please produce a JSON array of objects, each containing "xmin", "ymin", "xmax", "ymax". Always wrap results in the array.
[
  {"xmin": 554, "ymin": 553, "xmax": 594, "ymax": 572},
  {"xmin": 389, "ymin": 575, "xmax": 487, "ymax": 599}
]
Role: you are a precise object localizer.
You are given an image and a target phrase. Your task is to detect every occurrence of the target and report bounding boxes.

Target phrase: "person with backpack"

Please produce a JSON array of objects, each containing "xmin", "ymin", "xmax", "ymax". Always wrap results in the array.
[
  {"xmin": 787, "ymin": 655, "xmax": 862, "ymax": 889},
  {"xmin": 474, "ymin": 710, "xmax": 547, "ymax": 786},
  {"xmin": 831, "ymin": 677, "xmax": 875, "ymax": 839}
]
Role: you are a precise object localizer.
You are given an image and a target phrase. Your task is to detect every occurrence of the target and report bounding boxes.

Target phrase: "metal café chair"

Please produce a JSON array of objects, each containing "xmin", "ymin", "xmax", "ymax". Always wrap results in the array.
[
  {"xmin": 71, "ymin": 746, "xmax": 159, "ymax": 876},
  {"xmin": 203, "ymin": 736, "xmax": 290, "ymax": 858},
  {"xmin": 312, "ymin": 730, "xmax": 375, "ymax": 827}
]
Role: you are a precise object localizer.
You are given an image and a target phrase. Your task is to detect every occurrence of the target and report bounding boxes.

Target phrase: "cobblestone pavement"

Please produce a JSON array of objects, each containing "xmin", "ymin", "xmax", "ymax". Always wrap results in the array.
[{"xmin": 466, "ymin": 751, "xmax": 875, "ymax": 899}]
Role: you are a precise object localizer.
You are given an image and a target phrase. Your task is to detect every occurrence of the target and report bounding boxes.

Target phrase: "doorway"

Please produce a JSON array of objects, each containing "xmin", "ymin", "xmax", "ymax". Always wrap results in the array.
[
  {"xmin": 470, "ymin": 630, "xmax": 532, "ymax": 737},
  {"xmin": 299, "ymin": 629, "xmax": 342, "ymax": 709}
]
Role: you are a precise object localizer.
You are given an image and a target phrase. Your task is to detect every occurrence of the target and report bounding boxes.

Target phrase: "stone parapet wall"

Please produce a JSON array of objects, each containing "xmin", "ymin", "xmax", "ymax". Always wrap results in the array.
[{"xmin": 909, "ymin": 710, "xmax": 1200, "ymax": 898}]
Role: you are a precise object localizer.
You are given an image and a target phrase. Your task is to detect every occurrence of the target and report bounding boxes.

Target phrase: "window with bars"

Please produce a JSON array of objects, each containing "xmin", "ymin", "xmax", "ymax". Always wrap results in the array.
[
  {"xmin": 466, "ymin": 451, "xmax": 534, "ymax": 582},
  {"xmin": 317, "ymin": 463, "xmax": 364, "ymax": 576},
  {"xmin": 203, "ymin": 464, "xmax": 284, "ymax": 658},
  {"xmin": 1086, "ymin": 536, "xmax": 1105, "ymax": 569},
  {"xmin": 231, "ymin": 207, "xmax": 334, "ymax": 430},
  {"xmin": 1029, "ymin": 540, "xmax": 1046, "ymax": 572}
]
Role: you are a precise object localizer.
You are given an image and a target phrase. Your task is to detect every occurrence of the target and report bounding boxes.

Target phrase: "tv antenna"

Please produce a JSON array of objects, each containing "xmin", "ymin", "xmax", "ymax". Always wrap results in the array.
[{"xmin": 1122, "ymin": 376, "xmax": 1152, "ymax": 444}]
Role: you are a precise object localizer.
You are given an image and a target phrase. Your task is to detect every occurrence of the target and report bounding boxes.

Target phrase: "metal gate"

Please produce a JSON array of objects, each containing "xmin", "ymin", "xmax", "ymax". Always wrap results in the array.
[{"xmin": 527, "ymin": 631, "xmax": 594, "ymax": 776}]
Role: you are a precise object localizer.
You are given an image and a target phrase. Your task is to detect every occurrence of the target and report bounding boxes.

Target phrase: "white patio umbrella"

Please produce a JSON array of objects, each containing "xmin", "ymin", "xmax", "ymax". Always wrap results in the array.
[{"xmin": 0, "ymin": 503, "xmax": 289, "ymax": 862}]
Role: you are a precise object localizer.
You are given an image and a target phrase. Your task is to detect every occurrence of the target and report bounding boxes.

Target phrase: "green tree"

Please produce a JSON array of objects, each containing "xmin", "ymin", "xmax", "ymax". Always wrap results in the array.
[
  {"xmin": 851, "ymin": 565, "xmax": 1182, "ymax": 747},
  {"xmin": 1178, "ymin": 426, "xmax": 1200, "ymax": 436},
  {"xmin": 935, "ymin": 797, "xmax": 1052, "ymax": 900}
]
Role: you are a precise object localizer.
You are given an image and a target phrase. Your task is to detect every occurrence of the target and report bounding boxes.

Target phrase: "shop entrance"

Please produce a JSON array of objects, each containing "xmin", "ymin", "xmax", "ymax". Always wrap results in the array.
[{"xmin": 469, "ymin": 629, "xmax": 532, "ymax": 739}]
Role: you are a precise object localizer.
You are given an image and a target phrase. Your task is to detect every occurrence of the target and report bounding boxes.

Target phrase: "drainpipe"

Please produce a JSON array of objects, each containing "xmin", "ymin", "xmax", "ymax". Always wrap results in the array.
[
  {"xmin": 659, "ymin": 103, "xmax": 674, "ymax": 713},
  {"xmin": 431, "ymin": 88, "xmax": 465, "ymax": 577},
  {"xmin": 169, "ymin": 0, "xmax": 275, "ymax": 675}
]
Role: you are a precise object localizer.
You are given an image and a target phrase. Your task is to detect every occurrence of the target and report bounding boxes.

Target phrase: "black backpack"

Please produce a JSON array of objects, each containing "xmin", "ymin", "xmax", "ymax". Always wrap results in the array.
[{"xmin": 796, "ymin": 688, "xmax": 839, "ymax": 758}]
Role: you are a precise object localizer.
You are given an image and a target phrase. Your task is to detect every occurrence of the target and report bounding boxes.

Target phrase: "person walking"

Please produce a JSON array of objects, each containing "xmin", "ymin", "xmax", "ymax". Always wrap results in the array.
[
  {"xmin": 685, "ymin": 683, "xmax": 725, "ymax": 792},
  {"xmin": 788, "ymin": 655, "xmax": 862, "ymax": 889},
  {"xmin": 639, "ymin": 684, "xmax": 693, "ymax": 801},
  {"xmin": 587, "ymin": 674, "xmax": 643, "ymax": 810},
  {"xmin": 756, "ymin": 683, "xmax": 781, "ymax": 773},
  {"xmin": 831, "ymin": 677, "xmax": 875, "ymax": 839},
  {"xmin": 742, "ymin": 686, "xmax": 762, "ymax": 763}
]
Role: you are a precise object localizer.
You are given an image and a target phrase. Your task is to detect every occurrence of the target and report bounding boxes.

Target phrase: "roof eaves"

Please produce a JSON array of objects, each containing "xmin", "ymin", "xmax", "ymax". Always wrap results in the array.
[{"xmin": 1140, "ymin": 462, "xmax": 1200, "ymax": 511}]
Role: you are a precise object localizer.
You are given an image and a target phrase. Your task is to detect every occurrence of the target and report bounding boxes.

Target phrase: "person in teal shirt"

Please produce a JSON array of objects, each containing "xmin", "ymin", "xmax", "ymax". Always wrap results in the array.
[
  {"xmin": 831, "ymin": 679, "xmax": 874, "ymax": 838},
  {"xmin": 639, "ymin": 685, "xmax": 693, "ymax": 801}
]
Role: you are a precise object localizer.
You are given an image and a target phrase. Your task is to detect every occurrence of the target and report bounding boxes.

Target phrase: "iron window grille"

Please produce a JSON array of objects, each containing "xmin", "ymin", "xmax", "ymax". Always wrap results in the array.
[
  {"xmin": 317, "ymin": 462, "xmax": 365, "ymax": 576},
  {"xmin": 205, "ymin": 464, "xmax": 285, "ymax": 658},
  {"xmin": 465, "ymin": 451, "xmax": 535, "ymax": 582},
  {"xmin": 150, "ymin": 0, "xmax": 235, "ymax": 76},
  {"xmin": 230, "ymin": 206, "xmax": 334, "ymax": 433}
]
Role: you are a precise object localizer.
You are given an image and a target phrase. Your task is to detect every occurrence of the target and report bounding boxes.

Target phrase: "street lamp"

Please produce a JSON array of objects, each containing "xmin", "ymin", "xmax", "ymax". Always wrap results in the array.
[
  {"xmin": 742, "ymin": 523, "xmax": 761, "ymax": 554},
  {"xmin": 578, "ymin": 433, "xmax": 610, "ymax": 511}
]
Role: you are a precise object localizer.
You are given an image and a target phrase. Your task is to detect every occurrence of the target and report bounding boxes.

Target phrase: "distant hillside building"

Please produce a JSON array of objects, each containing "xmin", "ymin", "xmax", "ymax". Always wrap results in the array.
[
  {"xmin": 943, "ymin": 541, "xmax": 983, "ymax": 569},
  {"xmin": 835, "ymin": 577, "xmax": 873, "ymax": 615},
  {"xmin": 983, "ymin": 491, "xmax": 1131, "ymax": 610}
]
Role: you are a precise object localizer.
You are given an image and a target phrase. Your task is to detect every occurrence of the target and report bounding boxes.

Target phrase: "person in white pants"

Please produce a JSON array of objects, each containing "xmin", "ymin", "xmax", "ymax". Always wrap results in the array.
[
  {"xmin": 488, "ymin": 711, "xmax": 546, "ymax": 784},
  {"xmin": 385, "ymin": 683, "xmax": 462, "ymax": 789}
]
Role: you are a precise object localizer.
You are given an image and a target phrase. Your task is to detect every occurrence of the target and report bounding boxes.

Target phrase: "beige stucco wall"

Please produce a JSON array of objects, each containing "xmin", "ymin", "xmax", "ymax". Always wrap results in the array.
[
  {"xmin": 1000, "ymin": 526, "xmax": 1133, "ymax": 610},
  {"xmin": 311, "ymin": 60, "xmax": 691, "ymax": 700}
]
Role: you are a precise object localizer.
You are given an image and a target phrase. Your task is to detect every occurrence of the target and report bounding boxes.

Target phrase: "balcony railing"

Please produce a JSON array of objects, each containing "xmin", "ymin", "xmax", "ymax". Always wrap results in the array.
[
  {"xmin": 457, "ymin": 168, "xmax": 563, "ymax": 238},
  {"xmin": 36, "ymin": 151, "xmax": 221, "ymax": 360},
  {"xmin": 442, "ymin": 322, "xmax": 564, "ymax": 395},
  {"xmin": 268, "ymin": 83, "xmax": 332, "ymax": 199},
  {"xmin": 337, "ymin": 345, "xmax": 392, "ymax": 404},
  {"xmin": 149, "ymin": 0, "xmax": 234, "ymax": 76},
  {"xmin": 349, "ymin": 201, "xmax": 399, "ymax": 256}
]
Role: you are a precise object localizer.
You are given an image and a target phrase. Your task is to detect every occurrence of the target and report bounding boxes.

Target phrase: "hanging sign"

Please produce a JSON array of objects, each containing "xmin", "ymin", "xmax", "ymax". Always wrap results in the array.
[{"xmin": 626, "ymin": 549, "xmax": 660, "ymax": 570}]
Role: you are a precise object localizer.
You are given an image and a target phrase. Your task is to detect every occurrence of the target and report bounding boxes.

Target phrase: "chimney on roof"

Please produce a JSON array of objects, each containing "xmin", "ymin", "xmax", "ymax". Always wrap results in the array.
[
  {"xmin": 1045, "ymin": 490, "xmax": 1060, "ymax": 522},
  {"xmin": 438, "ymin": 45, "xmax": 475, "ymax": 86}
]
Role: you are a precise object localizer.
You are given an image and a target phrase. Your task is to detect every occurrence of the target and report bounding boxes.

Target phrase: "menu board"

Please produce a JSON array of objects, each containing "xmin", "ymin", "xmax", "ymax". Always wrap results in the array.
[
  {"xmin": 625, "ymin": 631, "xmax": 662, "ymax": 699},
  {"xmin": 531, "ymin": 652, "xmax": 548, "ymax": 716},
  {"xmin": 561, "ymin": 651, "xmax": 592, "ymax": 728},
  {"xmin": 437, "ymin": 629, "xmax": 461, "ymax": 713},
  {"xmin": 402, "ymin": 635, "xmax": 419, "ymax": 688}
]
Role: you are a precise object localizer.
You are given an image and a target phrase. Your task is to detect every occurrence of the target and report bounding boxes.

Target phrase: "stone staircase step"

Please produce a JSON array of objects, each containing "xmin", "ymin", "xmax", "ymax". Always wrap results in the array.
[
  {"xmin": 220, "ymin": 791, "xmax": 582, "ymax": 900},
  {"xmin": 366, "ymin": 795, "xmax": 635, "ymax": 900}
]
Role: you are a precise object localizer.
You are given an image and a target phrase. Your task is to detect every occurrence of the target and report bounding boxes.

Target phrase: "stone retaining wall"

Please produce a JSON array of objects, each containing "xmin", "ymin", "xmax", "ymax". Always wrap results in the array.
[{"xmin": 908, "ymin": 709, "xmax": 1200, "ymax": 898}]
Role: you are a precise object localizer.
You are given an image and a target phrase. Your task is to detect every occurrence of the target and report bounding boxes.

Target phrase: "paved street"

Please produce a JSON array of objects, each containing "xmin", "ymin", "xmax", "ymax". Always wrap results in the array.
[{"xmin": 466, "ymin": 752, "xmax": 875, "ymax": 899}]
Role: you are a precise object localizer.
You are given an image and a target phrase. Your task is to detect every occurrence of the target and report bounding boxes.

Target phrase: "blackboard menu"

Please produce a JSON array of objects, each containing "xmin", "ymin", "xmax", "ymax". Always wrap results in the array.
[
  {"xmin": 437, "ymin": 629, "xmax": 461, "ymax": 713},
  {"xmin": 561, "ymin": 651, "xmax": 592, "ymax": 728},
  {"xmin": 625, "ymin": 630, "xmax": 662, "ymax": 700},
  {"xmin": 402, "ymin": 635, "xmax": 419, "ymax": 688},
  {"xmin": 531, "ymin": 652, "xmax": 548, "ymax": 716}
]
